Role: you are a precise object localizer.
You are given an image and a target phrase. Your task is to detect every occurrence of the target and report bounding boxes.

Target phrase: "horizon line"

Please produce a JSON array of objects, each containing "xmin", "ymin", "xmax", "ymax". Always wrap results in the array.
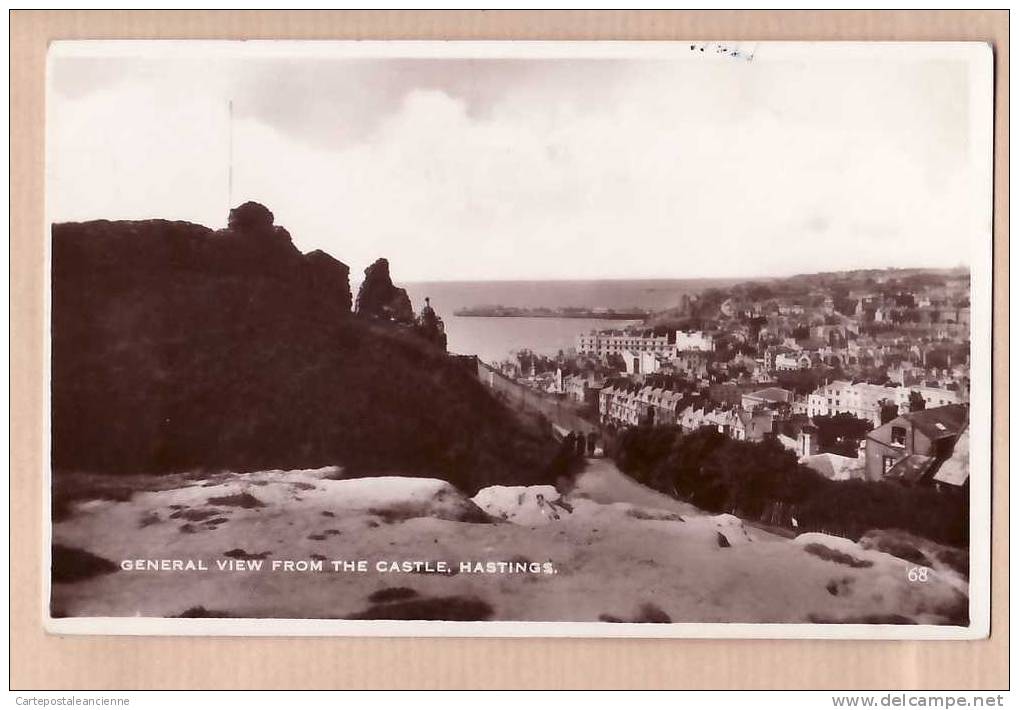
[{"xmin": 391, "ymin": 266, "xmax": 971, "ymax": 286}]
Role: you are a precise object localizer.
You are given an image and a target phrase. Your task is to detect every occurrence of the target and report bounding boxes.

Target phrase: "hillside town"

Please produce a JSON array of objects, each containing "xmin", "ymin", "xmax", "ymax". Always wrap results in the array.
[{"xmin": 491, "ymin": 268, "xmax": 971, "ymax": 492}]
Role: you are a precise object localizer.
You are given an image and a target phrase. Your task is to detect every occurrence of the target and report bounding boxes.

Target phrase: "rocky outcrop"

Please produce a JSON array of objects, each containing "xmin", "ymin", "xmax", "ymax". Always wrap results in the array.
[
  {"xmin": 226, "ymin": 201, "xmax": 274, "ymax": 233},
  {"xmin": 303, "ymin": 250, "xmax": 353, "ymax": 316},
  {"xmin": 355, "ymin": 258, "xmax": 414, "ymax": 324},
  {"xmin": 415, "ymin": 297, "xmax": 448, "ymax": 351},
  {"xmin": 52, "ymin": 202, "xmax": 351, "ymax": 316},
  {"xmin": 51, "ymin": 204, "xmax": 560, "ymax": 489},
  {"xmin": 214, "ymin": 201, "xmax": 301, "ymax": 271}
]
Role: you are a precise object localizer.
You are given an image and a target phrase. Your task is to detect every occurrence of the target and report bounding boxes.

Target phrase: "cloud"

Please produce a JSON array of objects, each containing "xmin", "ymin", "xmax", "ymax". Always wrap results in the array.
[{"xmin": 48, "ymin": 50, "xmax": 985, "ymax": 281}]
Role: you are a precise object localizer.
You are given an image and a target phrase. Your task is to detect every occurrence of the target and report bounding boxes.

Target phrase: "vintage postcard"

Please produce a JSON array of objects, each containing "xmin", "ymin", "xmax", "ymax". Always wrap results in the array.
[{"xmin": 44, "ymin": 40, "xmax": 993, "ymax": 638}]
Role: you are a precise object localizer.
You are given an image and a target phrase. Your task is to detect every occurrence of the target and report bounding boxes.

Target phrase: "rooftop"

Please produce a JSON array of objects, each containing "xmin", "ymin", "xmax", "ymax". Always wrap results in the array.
[
  {"xmin": 932, "ymin": 427, "xmax": 970, "ymax": 486},
  {"xmin": 899, "ymin": 404, "xmax": 969, "ymax": 440}
]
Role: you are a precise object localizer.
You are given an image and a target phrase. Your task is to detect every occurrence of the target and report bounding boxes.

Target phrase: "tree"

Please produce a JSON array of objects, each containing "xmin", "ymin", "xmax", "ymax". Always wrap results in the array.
[
  {"xmin": 606, "ymin": 352, "xmax": 626, "ymax": 371},
  {"xmin": 813, "ymin": 413, "xmax": 871, "ymax": 457},
  {"xmin": 746, "ymin": 283, "xmax": 773, "ymax": 301},
  {"xmin": 610, "ymin": 423, "xmax": 968, "ymax": 546},
  {"xmin": 834, "ymin": 296, "xmax": 858, "ymax": 317},
  {"xmin": 908, "ymin": 390, "xmax": 927, "ymax": 412},
  {"xmin": 775, "ymin": 368, "xmax": 825, "ymax": 397},
  {"xmin": 879, "ymin": 400, "xmax": 899, "ymax": 424}
]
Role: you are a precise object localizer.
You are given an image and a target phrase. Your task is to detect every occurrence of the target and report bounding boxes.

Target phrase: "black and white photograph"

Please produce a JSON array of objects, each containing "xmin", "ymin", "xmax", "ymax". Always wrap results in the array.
[{"xmin": 44, "ymin": 40, "xmax": 993, "ymax": 638}]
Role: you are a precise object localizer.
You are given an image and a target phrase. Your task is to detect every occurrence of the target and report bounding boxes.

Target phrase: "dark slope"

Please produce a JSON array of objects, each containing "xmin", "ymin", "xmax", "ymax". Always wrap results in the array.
[{"xmin": 51, "ymin": 207, "xmax": 560, "ymax": 493}]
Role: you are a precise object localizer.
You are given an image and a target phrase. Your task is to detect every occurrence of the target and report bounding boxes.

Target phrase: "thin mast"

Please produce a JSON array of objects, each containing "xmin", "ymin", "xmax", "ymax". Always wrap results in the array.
[{"xmin": 227, "ymin": 99, "xmax": 233, "ymax": 208}]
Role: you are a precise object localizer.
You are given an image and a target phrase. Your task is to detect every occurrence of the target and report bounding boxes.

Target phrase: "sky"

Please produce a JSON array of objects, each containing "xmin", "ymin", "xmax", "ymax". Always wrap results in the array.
[{"xmin": 47, "ymin": 42, "xmax": 991, "ymax": 282}]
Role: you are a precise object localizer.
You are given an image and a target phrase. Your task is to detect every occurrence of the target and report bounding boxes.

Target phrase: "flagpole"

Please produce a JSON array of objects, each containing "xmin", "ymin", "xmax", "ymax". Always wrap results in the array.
[{"xmin": 227, "ymin": 99, "xmax": 233, "ymax": 209}]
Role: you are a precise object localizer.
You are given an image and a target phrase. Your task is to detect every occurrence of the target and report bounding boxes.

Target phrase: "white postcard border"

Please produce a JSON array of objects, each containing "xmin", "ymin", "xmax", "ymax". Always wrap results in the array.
[{"xmin": 42, "ymin": 39, "xmax": 995, "ymax": 640}]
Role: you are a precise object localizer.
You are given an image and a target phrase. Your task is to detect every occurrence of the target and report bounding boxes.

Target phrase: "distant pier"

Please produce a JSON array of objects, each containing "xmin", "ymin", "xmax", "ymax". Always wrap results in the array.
[{"xmin": 454, "ymin": 305, "xmax": 649, "ymax": 320}]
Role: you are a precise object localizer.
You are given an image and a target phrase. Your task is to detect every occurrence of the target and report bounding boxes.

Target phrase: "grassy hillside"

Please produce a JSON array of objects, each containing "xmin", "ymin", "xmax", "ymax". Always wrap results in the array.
[{"xmin": 51, "ymin": 215, "xmax": 562, "ymax": 493}]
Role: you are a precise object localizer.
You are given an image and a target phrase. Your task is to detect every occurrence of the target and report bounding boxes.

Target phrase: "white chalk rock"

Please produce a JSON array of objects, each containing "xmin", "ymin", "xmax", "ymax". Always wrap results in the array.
[{"xmin": 472, "ymin": 485, "xmax": 568, "ymax": 526}]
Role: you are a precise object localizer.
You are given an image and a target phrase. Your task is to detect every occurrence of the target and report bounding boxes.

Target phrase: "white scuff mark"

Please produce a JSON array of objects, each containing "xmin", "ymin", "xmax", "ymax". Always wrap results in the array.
[{"xmin": 687, "ymin": 42, "xmax": 757, "ymax": 62}]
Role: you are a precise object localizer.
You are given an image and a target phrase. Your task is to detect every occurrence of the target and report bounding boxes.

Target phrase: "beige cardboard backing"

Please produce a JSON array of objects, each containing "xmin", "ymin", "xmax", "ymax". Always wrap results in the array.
[{"xmin": 10, "ymin": 10, "xmax": 1009, "ymax": 690}]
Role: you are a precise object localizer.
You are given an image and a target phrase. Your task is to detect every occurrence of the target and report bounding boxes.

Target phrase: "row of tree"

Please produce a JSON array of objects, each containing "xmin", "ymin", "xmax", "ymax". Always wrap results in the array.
[{"xmin": 610, "ymin": 426, "xmax": 968, "ymax": 547}]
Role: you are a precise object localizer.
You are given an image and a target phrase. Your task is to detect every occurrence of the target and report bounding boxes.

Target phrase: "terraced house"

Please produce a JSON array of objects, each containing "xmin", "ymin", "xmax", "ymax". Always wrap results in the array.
[{"xmin": 599, "ymin": 385, "xmax": 690, "ymax": 427}]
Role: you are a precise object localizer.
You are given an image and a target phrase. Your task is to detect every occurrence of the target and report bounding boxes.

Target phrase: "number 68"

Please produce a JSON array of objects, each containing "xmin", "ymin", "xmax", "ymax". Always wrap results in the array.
[{"xmin": 907, "ymin": 566, "xmax": 930, "ymax": 582}]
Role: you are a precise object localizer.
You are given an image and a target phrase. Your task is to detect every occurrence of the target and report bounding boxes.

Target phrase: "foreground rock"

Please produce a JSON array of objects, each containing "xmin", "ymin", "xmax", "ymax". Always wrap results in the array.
[{"xmin": 50, "ymin": 464, "xmax": 969, "ymax": 626}]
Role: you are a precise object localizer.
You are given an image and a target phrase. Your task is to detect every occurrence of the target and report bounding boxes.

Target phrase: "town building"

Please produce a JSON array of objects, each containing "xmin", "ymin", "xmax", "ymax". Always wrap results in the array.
[
  {"xmin": 765, "ymin": 346, "xmax": 812, "ymax": 372},
  {"xmin": 930, "ymin": 427, "xmax": 970, "ymax": 490},
  {"xmin": 775, "ymin": 416, "xmax": 821, "ymax": 458},
  {"xmin": 562, "ymin": 373, "xmax": 604, "ymax": 408},
  {"xmin": 599, "ymin": 385, "xmax": 641, "ymax": 427},
  {"xmin": 709, "ymin": 380, "xmax": 779, "ymax": 407},
  {"xmin": 799, "ymin": 452, "xmax": 866, "ymax": 481},
  {"xmin": 863, "ymin": 404, "xmax": 968, "ymax": 483},
  {"xmin": 621, "ymin": 349, "xmax": 665, "ymax": 376},
  {"xmin": 734, "ymin": 409, "xmax": 775, "ymax": 442},
  {"xmin": 807, "ymin": 381, "xmax": 964, "ymax": 426},
  {"xmin": 807, "ymin": 380, "xmax": 894, "ymax": 425},
  {"xmin": 741, "ymin": 386, "xmax": 793, "ymax": 412},
  {"xmin": 906, "ymin": 385, "xmax": 964, "ymax": 410},
  {"xmin": 577, "ymin": 330, "xmax": 674, "ymax": 359},
  {"xmin": 673, "ymin": 350, "xmax": 709, "ymax": 378},
  {"xmin": 674, "ymin": 329, "xmax": 715, "ymax": 351},
  {"xmin": 600, "ymin": 384, "xmax": 690, "ymax": 427},
  {"xmin": 678, "ymin": 405, "xmax": 740, "ymax": 436},
  {"xmin": 637, "ymin": 386, "xmax": 684, "ymax": 426}
]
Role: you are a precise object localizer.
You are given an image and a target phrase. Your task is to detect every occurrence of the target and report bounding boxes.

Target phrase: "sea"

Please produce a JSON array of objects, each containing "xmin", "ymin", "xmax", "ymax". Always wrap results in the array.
[{"xmin": 399, "ymin": 279, "xmax": 740, "ymax": 364}]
